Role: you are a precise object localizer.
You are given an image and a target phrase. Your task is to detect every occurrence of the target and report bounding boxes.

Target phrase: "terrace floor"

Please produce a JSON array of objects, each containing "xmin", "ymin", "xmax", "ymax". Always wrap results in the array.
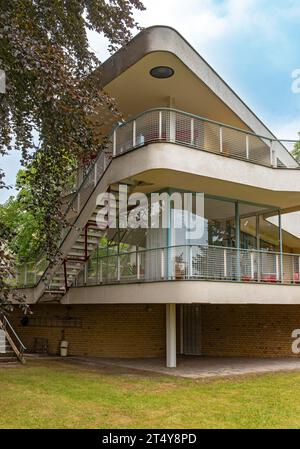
[{"xmin": 64, "ymin": 355, "xmax": 300, "ymax": 379}]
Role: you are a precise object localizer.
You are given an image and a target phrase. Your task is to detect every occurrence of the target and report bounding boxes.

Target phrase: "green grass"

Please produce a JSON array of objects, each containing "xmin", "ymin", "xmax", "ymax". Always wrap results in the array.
[{"xmin": 1, "ymin": 359, "xmax": 300, "ymax": 428}]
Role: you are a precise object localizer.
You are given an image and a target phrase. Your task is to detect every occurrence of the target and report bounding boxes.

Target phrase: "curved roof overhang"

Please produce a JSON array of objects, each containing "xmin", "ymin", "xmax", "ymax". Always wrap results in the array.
[{"xmin": 96, "ymin": 26, "xmax": 297, "ymax": 167}]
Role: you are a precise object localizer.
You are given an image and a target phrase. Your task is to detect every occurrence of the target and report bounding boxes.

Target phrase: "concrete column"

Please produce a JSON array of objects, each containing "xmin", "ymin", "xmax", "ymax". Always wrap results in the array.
[{"xmin": 166, "ymin": 304, "xmax": 176, "ymax": 368}]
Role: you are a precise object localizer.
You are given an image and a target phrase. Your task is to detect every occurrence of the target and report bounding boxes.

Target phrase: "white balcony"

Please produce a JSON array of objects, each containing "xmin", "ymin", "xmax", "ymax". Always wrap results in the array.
[
  {"xmin": 78, "ymin": 244, "xmax": 300, "ymax": 287},
  {"xmin": 111, "ymin": 108, "xmax": 299, "ymax": 168}
]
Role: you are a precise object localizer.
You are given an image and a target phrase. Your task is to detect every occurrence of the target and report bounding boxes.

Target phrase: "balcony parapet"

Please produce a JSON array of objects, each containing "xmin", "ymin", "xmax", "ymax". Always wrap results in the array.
[
  {"xmin": 16, "ymin": 244, "xmax": 300, "ymax": 289},
  {"xmin": 111, "ymin": 108, "xmax": 300, "ymax": 169}
]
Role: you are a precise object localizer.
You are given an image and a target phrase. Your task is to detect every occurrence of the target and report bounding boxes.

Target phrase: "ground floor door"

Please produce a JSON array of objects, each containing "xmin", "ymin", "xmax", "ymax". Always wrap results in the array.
[{"xmin": 181, "ymin": 304, "xmax": 202, "ymax": 355}]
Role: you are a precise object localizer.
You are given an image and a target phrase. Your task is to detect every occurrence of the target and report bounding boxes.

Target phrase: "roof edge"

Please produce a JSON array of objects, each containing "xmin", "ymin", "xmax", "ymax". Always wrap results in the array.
[{"xmin": 97, "ymin": 25, "xmax": 297, "ymax": 166}]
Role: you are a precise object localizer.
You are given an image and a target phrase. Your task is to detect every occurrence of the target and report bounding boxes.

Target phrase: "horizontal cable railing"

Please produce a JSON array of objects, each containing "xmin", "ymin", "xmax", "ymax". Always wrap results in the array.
[
  {"xmin": 71, "ymin": 244, "xmax": 300, "ymax": 287},
  {"xmin": 112, "ymin": 108, "xmax": 300, "ymax": 168}
]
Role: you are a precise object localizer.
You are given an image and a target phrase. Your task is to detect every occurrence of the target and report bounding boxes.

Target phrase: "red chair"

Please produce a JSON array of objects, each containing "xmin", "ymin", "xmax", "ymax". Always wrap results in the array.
[
  {"xmin": 294, "ymin": 272, "xmax": 300, "ymax": 284},
  {"xmin": 241, "ymin": 275, "xmax": 252, "ymax": 282},
  {"xmin": 261, "ymin": 273, "xmax": 277, "ymax": 283}
]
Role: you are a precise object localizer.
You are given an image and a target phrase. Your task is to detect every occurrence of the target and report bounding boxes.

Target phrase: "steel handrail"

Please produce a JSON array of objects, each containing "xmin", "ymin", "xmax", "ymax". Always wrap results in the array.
[
  {"xmin": 1, "ymin": 316, "xmax": 26, "ymax": 353},
  {"xmin": 115, "ymin": 107, "xmax": 300, "ymax": 147},
  {"xmin": 15, "ymin": 108, "xmax": 300, "ymax": 290}
]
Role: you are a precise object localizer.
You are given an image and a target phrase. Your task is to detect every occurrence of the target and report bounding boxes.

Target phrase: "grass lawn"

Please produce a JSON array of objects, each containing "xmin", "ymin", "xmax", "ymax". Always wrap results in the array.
[{"xmin": 0, "ymin": 359, "xmax": 300, "ymax": 429}]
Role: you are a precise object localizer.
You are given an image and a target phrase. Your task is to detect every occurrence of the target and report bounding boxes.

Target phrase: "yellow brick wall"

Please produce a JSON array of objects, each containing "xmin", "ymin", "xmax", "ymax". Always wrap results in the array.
[
  {"xmin": 201, "ymin": 304, "xmax": 300, "ymax": 357},
  {"xmin": 11, "ymin": 304, "xmax": 166, "ymax": 358},
  {"xmin": 10, "ymin": 303, "xmax": 300, "ymax": 358}
]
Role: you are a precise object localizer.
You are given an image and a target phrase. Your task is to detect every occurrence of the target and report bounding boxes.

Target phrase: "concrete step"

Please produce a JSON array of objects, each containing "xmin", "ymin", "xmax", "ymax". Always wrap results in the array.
[
  {"xmin": 76, "ymin": 237, "xmax": 99, "ymax": 244},
  {"xmin": 71, "ymin": 243, "xmax": 95, "ymax": 251},
  {"xmin": 52, "ymin": 273, "xmax": 77, "ymax": 281}
]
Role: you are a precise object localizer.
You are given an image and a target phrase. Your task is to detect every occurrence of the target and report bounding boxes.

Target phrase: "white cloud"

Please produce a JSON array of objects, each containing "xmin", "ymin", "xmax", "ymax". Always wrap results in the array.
[
  {"xmin": 134, "ymin": 0, "xmax": 298, "ymax": 49},
  {"xmin": 273, "ymin": 118, "xmax": 300, "ymax": 141},
  {"xmin": 271, "ymin": 116, "xmax": 300, "ymax": 154},
  {"xmin": 87, "ymin": 29, "xmax": 111, "ymax": 62},
  {"xmin": 86, "ymin": 0, "xmax": 300, "ymax": 148},
  {"xmin": 88, "ymin": 1, "xmax": 300, "ymax": 70},
  {"xmin": 88, "ymin": 0, "xmax": 268, "ymax": 61}
]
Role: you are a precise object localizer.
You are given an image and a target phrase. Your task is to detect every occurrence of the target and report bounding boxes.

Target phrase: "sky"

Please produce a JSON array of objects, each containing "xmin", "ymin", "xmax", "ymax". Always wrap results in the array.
[{"xmin": 2, "ymin": 0, "xmax": 300, "ymax": 202}]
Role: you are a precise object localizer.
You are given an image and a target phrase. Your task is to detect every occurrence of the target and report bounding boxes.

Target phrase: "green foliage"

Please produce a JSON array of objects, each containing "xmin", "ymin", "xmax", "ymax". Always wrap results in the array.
[
  {"xmin": 0, "ymin": 172, "xmax": 42, "ymax": 262},
  {"xmin": 0, "ymin": 1, "xmax": 145, "ymax": 307},
  {"xmin": 292, "ymin": 134, "xmax": 300, "ymax": 161}
]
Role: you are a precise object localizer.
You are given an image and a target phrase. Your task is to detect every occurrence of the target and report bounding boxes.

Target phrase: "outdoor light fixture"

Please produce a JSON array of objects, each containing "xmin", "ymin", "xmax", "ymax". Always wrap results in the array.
[{"xmin": 150, "ymin": 66, "xmax": 174, "ymax": 79}]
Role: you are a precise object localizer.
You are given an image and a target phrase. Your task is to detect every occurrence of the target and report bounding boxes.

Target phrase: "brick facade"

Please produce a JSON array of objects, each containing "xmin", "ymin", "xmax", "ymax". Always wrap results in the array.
[
  {"xmin": 10, "ymin": 303, "xmax": 300, "ymax": 358},
  {"xmin": 201, "ymin": 304, "xmax": 300, "ymax": 357},
  {"xmin": 11, "ymin": 304, "xmax": 166, "ymax": 358}
]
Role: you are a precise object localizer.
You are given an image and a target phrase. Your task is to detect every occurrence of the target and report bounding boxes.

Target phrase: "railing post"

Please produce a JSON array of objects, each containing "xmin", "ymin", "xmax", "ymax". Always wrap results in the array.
[
  {"xmin": 278, "ymin": 210, "xmax": 284, "ymax": 283},
  {"xmin": 250, "ymin": 252, "xmax": 255, "ymax": 279},
  {"xmin": 219, "ymin": 126, "xmax": 223, "ymax": 153},
  {"xmin": 99, "ymin": 260, "xmax": 103, "ymax": 283},
  {"xmin": 257, "ymin": 251, "xmax": 261, "ymax": 283},
  {"xmin": 269, "ymin": 140, "xmax": 273, "ymax": 166},
  {"xmin": 169, "ymin": 110, "xmax": 176, "ymax": 142},
  {"xmin": 84, "ymin": 261, "xmax": 88, "ymax": 285},
  {"xmin": 158, "ymin": 111, "xmax": 162, "ymax": 140},
  {"xmin": 188, "ymin": 245, "xmax": 193, "ymax": 278},
  {"xmin": 117, "ymin": 255, "xmax": 120, "ymax": 281},
  {"xmin": 132, "ymin": 120, "xmax": 136, "ymax": 147},
  {"xmin": 275, "ymin": 254, "xmax": 280, "ymax": 282},
  {"xmin": 190, "ymin": 118, "xmax": 194, "ymax": 146},
  {"xmin": 161, "ymin": 248, "xmax": 165, "ymax": 279},
  {"xmin": 271, "ymin": 141, "xmax": 277, "ymax": 167},
  {"xmin": 256, "ymin": 215, "xmax": 261, "ymax": 282},
  {"xmin": 113, "ymin": 129, "xmax": 117, "ymax": 157},
  {"xmin": 246, "ymin": 134, "xmax": 250, "ymax": 159},
  {"xmin": 95, "ymin": 251, "xmax": 98, "ymax": 284},
  {"xmin": 235, "ymin": 202, "xmax": 241, "ymax": 281},
  {"xmin": 223, "ymin": 249, "xmax": 227, "ymax": 278},
  {"xmin": 137, "ymin": 252, "xmax": 140, "ymax": 280}
]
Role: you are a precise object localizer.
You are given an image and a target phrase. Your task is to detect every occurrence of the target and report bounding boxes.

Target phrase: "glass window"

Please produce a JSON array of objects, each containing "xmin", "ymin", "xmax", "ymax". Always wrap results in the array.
[{"xmin": 204, "ymin": 197, "xmax": 236, "ymax": 247}]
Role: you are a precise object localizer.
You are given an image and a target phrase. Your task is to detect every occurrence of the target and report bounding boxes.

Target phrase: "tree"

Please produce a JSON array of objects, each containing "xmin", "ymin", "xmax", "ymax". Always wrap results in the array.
[
  {"xmin": 0, "ymin": 1, "xmax": 145, "ymax": 309},
  {"xmin": 0, "ymin": 170, "xmax": 44, "ymax": 262},
  {"xmin": 292, "ymin": 134, "xmax": 300, "ymax": 161}
]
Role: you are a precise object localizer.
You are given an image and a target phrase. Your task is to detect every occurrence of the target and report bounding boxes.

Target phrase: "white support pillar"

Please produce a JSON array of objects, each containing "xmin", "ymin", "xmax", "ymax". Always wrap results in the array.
[{"xmin": 166, "ymin": 304, "xmax": 176, "ymax": 368}]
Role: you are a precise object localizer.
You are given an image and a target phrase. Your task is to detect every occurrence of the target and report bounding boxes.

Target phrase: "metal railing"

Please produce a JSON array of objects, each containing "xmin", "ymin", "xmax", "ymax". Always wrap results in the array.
[
  {"xmin": 13, "ymin": 108, "xmax": 300, "ymax": 290},
  {"xmin": 14, "ymin": 147, "xmax": 113, "ymax": 289},
  {"xmin": 0, "ymin": 315, "xmax": 26, "ymax": 359},
  {"xmin": 14, "ymin": 257, "xmax": 48, "ymax": 288},
  {"xmin": 112, "ymin": 108, "xmax": 299, "ymax": 168},
  {"xmin": 72, "ymin": 244, "xmax": 300, "ymax": 287}
]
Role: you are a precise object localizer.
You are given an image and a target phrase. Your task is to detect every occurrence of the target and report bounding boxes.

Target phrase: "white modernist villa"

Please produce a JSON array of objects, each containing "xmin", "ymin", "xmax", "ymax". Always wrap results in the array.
[{"xmin": 5, "ymin": 26, "xmax": 300, "ymax": 367}]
